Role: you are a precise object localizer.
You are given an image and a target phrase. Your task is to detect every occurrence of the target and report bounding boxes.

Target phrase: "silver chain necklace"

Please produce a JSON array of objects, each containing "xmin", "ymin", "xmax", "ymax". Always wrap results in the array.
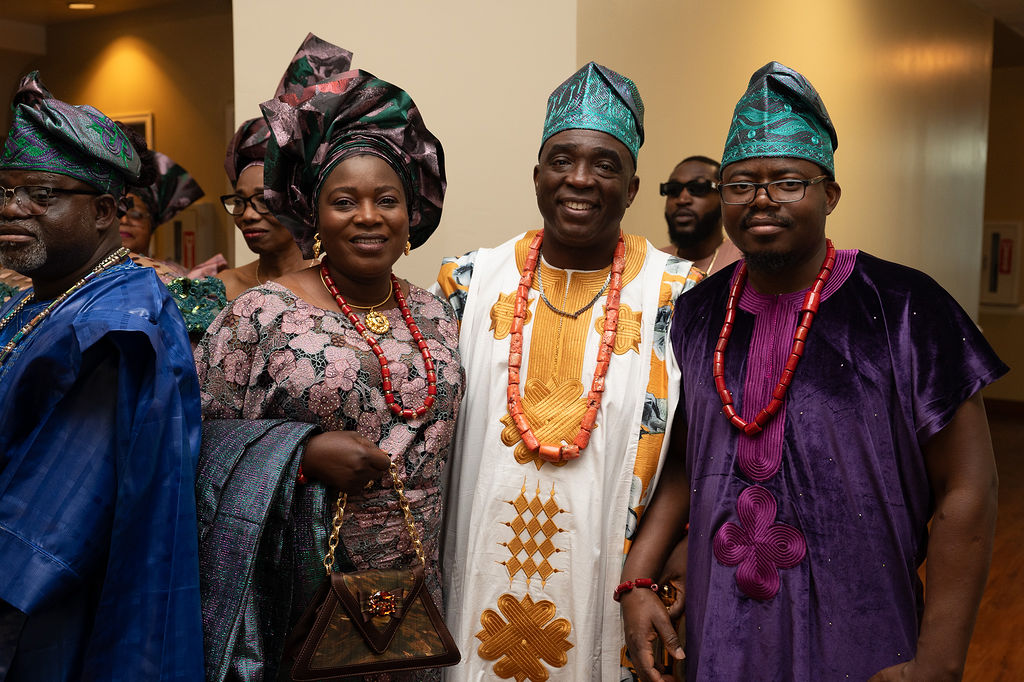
[{"xmin": 537, "ymin": 269, "xmax": 611, "ymax": 319}]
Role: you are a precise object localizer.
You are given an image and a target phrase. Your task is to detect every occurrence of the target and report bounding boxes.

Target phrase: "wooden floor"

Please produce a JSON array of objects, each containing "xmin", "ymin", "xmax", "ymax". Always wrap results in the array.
[{"xmin": 962, "ymin": 401, "xmax": 1024, "ymax": 680}]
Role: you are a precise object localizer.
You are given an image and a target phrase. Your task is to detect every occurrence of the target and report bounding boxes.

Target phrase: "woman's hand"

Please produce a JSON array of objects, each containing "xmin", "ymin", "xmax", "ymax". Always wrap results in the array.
[{"xmin": 301, "ymin": 431, "xmax": 392, "ymax": 492}]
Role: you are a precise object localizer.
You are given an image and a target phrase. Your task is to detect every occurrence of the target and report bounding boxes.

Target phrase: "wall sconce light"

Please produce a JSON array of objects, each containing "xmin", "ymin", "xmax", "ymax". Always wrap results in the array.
[{"xmin": 68, "ymin": 2, "xmax": 97, "ymax": 9}]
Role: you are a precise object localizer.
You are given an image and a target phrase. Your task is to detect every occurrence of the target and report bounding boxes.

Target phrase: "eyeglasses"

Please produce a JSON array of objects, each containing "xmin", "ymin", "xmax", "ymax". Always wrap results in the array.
[
  {"xmin": 122, "ymin": 208, "xmax": 151, "ymax": 223},
  {"xmin": 719, "ymin": 176, "xmax": 829, "ymax": 205},
  {"xmin": 659, "ymin": 179, "xmax": 718, "ymax": 198},
  {"xmin": 220, "ymin": 192, "xmax": 271, "ymax": 216},
  {"xmin": 0, "ymin": 185, "xmax": 102, "ymax": 215}
]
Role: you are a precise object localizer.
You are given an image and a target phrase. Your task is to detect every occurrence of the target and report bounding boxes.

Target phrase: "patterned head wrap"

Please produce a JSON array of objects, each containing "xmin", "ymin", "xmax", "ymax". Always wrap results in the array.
[
  {"xmin": 262, "ymin": 34, "xmax": 445, "ymax": 258},
  {"xmin": 540, "ymin": 62, "xmax": 645, "ymax": 164},
  {"xmin": 722, "ymin": 62, "xmax": 838, "ymax": 176},
  {"xmin": 0, "ymin": 71, "xmax": 141, "ymax": 196},
  {"xmin": 224, "ymin": 116, "xmax": 270, "ymax": 185},
  {"xmin": 130, "ymin": 151, "xmax": 204, "ymax": 227},
  {"xmin": 225, "ymin": 34, "xmax": 355, "ymax": 185}
]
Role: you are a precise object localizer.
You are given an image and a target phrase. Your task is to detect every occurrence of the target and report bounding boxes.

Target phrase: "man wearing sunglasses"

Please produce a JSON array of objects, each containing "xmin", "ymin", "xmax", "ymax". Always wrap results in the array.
[
  {"xmin": 622, "ymin": 62, "xmax": 1005, "ymax": 681},
  {"xmin": 659, "ymin": 155, "xmax": 741, "ymax": 276},
  {"xmin": 0, "ymin": 73, "xmax": 204, "ymax": 680}
]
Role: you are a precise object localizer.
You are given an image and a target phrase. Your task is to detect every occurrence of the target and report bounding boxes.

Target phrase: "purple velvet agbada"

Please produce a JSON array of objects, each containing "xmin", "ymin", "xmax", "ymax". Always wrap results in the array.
[{"xmin": 670, "ymin": 251, "xmax": 1007, "ymax": 680}]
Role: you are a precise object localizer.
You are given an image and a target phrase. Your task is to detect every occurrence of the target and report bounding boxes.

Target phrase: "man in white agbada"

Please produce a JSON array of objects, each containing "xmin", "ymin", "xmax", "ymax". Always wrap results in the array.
[{"xmin": 434, "ymin": 62, "xmax": 699, "ymax": 681}]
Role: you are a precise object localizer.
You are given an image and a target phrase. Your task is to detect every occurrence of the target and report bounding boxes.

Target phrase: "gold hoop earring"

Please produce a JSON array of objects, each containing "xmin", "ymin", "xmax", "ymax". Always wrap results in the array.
[
  {"xmin": 404, "ymin": 241, "xmax": 411, "ymax": 256},
  {"xmin": 313, "ymin": 233, "xmax": 322, "ymax": 260}
]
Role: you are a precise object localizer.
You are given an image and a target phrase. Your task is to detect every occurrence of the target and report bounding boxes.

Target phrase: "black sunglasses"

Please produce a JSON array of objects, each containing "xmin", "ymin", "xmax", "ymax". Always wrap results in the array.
[{"xmin": 659, "ymin": 179, "xmax": 718, "ymax": 198}]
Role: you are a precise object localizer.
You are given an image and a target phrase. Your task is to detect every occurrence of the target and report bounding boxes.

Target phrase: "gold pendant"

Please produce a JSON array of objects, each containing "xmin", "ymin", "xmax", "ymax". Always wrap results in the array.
[{"xmin": 365, "ymin": 310, "xmax": 390, "ymax": 334}]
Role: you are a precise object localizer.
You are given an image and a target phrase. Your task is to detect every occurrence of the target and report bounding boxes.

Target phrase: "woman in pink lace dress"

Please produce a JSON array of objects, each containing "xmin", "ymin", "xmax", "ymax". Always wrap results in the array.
[{"xmin": 193, "ymin": 35, "xmax": 460, "ymax": 682}]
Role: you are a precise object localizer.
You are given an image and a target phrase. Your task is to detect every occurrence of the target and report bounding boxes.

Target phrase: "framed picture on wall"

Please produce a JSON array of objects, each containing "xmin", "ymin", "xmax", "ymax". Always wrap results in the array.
[
  {"xmin": 112, "ymin": 112, "xmax": 154, "ymax": 149},
  {"xmin": 980, "ymin": 222, "xmax": 1021, "ymax": 305}
]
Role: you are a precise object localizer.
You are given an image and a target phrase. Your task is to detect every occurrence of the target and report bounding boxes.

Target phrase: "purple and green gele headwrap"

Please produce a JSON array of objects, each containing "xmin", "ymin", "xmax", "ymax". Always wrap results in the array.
[
  {"xmin": 130, "ymin": 151, "xmax": 204, "ymax": 227},
  {"xmin": 261, "ymin": 33, "xmax": 445, "ymax": 259},
  {"xmin": 540, "ymin": 61, "xmax": 645, "ymax": 164},
  {"xmin": 225, "ymin": 34, "xmax": 355, "ymax": 186},
  {"xmin": 0, "ymin": 71, "xmax": 141, "ymax": 196},
  {"xmin": 722, "ymin": 62, "xmax": 838, "ymax": 177},
  {"xmin": 224, "ymin": 116, "xmax": 270, "ymax": 185}
]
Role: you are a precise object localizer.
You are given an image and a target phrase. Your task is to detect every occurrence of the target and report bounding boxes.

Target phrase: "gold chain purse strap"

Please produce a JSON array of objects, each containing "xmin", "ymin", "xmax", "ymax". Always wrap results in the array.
[
  {"xmin": 323, "ymin": 461, "xmax": 426, "ymax": 575},
  {"xmin": 290, "ymin": 459, "xmax": 461, "ymax": 679}
]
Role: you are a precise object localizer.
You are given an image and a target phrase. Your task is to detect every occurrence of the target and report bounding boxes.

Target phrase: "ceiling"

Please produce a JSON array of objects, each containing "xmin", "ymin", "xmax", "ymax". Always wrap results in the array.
[
  {"xmin": 970, "ymin": 0, "xmax": 1024, "ymax": 37},
  {"xmin": 0, "ymin": 0, "xmax": 177, "ymax": 25},
  {"xmin": 0, "ymin": 0, "xmax": 1022, "ymax": 31}
]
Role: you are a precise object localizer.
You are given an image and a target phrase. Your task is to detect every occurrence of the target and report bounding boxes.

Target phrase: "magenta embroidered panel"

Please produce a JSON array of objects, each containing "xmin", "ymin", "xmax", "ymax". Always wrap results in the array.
[
  {"xmin": 732, "ymin": 249, "xmax": 856, "ymax": 482},
  {"xmin": 714, "ymin": 250, "xmax": 856, "ymax": 600},
  {"xmin": 713, "ymin": 485, "xmax": 807, "ymax": 601}
]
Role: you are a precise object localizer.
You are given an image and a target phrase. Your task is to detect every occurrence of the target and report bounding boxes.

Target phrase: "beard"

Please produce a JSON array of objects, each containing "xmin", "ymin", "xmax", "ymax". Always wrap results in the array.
[
  {"xmin": 742, "ymin": 248, "xmax": 803, "ymax": 273},
  {"xmin": 0, "ymin": 224, "xmax": 47, "ymax": 274},
  {"xmin": 666, "ymin": 209, "xmax": 721, "ymax": 249},
  {"xmin": 736, "ymin": 209, "xmax": 804, "ymax": 273}
]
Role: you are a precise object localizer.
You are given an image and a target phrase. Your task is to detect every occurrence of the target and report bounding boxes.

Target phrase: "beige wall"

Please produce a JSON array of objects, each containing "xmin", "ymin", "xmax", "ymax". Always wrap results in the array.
[
  {"xmin": 233, "ymin": 0, "xmax": 578, "ymax": 286},
  {"xmin": 979, "ymin": 64, "xmax": 1024, "ymax": 400},
  {"xmin": 579, "ymin": 0, "xmax": 993, "ymax": 318},
  {"xmin": 26, "ymin": 0, "xmax": 234, "ymax": 263},
  {"xmin": 234, "ymin": 1, "xmax": 998, "ymax": 319}
]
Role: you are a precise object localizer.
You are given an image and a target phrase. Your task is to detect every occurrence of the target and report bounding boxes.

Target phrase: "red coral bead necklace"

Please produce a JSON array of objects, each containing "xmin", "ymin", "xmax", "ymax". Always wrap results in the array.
[
  {"xmin": 715, "ymin": 239, "xmax": 836, "ymax": 436},
  {"xmin": 507, "ymin": 230, "xmax": 625, "ymax": 463},
  {"xmin": 319, "ymin": 260, "xmax": 436, "ymax": 419}
]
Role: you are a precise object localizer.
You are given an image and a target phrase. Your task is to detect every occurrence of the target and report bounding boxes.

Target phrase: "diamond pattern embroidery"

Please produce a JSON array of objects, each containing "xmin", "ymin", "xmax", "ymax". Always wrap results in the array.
[{"xmin": 500, "ymin": 481, "xmax": 567, "ymax": 587}]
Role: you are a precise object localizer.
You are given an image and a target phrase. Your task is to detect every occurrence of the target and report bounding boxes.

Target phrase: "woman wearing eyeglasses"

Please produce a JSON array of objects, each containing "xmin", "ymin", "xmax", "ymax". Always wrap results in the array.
[{"xmin": 215, "ymin": 117, "xmax": 312, "ymax": 301}]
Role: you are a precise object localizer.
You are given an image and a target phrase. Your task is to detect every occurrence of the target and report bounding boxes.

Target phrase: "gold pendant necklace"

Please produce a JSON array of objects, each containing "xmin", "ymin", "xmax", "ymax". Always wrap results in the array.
[
  {"xmin": 364, "ymin": 308, "xmax": 390, "ymax": 335},
  {"xmin": 318, "ymin": 271, "xmax": 393, "ymax": 334}
]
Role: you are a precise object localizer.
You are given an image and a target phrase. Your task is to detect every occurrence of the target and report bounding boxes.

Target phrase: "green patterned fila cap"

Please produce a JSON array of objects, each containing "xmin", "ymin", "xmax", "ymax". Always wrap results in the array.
[
  {"xmin": 0, "ymin": 71, "xmax": 140, "ymax": 195},
  {"xmin": 541, "ymin": 61, "xmax": 645, "ymax": 164},
  {"xmin": 722, "ymin": 62, "xmax": 838, "ymax": 177}
]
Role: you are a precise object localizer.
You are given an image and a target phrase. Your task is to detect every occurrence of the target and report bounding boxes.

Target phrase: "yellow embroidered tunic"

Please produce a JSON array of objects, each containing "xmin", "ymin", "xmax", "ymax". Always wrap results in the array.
[{"xmin": 434, "ymin": 232, "xmax": 697, "ymax": 681}]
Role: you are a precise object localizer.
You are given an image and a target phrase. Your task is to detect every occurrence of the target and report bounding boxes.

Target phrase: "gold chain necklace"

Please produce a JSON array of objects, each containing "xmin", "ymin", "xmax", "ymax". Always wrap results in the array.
[
  {"xmin": 704, "ymin": 244, "xmax": 721, "ymax": 274},
  {"xmin": 317, "ymin": 270, "xmax": 393, "ymax": 334},
  {"xmin": 0, "ymin": 247, "xmax": 130, "ymax": 366}
]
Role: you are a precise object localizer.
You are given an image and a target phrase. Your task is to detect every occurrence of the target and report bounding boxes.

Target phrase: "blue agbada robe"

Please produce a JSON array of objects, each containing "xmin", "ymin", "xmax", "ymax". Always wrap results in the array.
[{"xmin": 0, "ymin": 261, "xmax": 204, "ymax": 681}]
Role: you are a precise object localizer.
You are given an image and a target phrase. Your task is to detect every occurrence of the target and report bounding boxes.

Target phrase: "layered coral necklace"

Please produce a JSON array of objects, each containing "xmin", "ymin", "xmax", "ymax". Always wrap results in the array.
[
  {"xmin": 715, "ymin": 239, "xmax": 836, "ymax": 436},
  {"xmin": 0, "ymin": 247, "xmax": 129, "ymax": 367},
  {"xmin": 507, "ymin": 230, "xmax": 625, "ymax": 463},
  {"xmin": 319, "ymin": 261, "xmax": 436, "ymax": 419}
]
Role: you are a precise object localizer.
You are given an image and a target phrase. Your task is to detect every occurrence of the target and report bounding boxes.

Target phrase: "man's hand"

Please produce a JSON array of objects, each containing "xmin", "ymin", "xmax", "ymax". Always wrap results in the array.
[
  {"xmin": 868, "ymin": 659, "xmax": 960, "ymax": 682},
  {"xmin": 621, "ymin": 588, "xmax": 684, "ymax": 682},
  {"xmin": 868, "ymin": 661, "xmax": 915, "ymax": 681},
  {"xmin": 301, "ymin": 431, "xmax": 392, "ymax": 492},
  {"xmin": 658, "ymin": 535, "xmax": 688, "ymax": 620}
]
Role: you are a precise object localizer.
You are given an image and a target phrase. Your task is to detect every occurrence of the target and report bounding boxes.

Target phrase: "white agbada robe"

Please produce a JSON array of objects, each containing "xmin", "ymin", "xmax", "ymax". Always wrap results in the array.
[{"xmin": 435, "ymin": 232, "xmax": 694, "ymax": 681}]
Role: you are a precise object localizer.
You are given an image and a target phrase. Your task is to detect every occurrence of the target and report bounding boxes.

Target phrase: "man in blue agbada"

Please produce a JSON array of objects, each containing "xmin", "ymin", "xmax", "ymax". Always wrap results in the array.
[{"xmin": 0, "ymin": 73, "xmax": 204, "ymax": 681}]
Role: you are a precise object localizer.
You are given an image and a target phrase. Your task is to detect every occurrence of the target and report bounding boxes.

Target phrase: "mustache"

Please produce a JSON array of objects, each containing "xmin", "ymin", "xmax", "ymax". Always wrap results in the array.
[
  {"xmin": 0, "ymin": 220, "xmax": 39, "ymax": 236},
  {"xmin": 741, "ymin": 211, "xmax": 793, "ymax": 229}
]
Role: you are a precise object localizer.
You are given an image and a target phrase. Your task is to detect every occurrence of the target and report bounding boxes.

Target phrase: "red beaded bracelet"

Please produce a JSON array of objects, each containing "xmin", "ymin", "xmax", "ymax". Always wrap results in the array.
[
  {"xmin": 613, "ymin": 578, "xmax": 659, "ymax": 602},
  {"xmin": 297, "ymin": 463, "xmax": 308, "ymax": 485}
]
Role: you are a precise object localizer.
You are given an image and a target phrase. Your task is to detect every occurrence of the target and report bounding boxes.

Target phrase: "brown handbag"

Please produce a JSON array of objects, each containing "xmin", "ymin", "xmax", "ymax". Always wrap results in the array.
[{"xmin": 288, "ymin": 463, "xmax": 460, "ymax": 680}]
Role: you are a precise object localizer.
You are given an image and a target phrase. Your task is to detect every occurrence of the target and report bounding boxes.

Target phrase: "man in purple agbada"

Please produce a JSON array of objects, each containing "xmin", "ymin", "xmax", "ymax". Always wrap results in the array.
[{"xmin": 620, "ymin": 61, "xmax": 1007, "ymax": 681}]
